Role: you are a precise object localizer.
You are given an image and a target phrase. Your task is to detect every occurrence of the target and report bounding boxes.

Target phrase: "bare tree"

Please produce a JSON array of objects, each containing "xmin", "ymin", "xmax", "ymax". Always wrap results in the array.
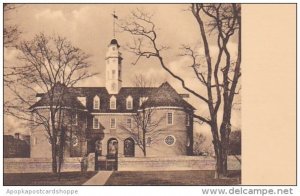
[
  {"xmin": 119, "ymin": 4, "xmax": 241, "ymax": 178},
  {"xmin": 119, "ymin": 74, "xmax": 163, "ymax": 156},
  {"xmin": 4, "ymin": 4, "xmax": 21, "ymax": 48},
  {"xmin": 4, "ymin": 33, "xmax": 97, "ymax": 173}
]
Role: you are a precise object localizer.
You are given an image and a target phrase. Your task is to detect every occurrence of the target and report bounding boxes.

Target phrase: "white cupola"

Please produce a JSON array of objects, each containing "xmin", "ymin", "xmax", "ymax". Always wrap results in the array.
[{"xmin": 105, "ymin": 39, "xmax": 123, "ymax": 94}]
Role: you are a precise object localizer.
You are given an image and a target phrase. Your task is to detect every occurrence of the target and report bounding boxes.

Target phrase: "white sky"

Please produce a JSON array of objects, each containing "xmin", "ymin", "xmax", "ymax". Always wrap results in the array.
[{"xmin": 4, "ymin": 4, "xmax": 241, "ymax": 136}]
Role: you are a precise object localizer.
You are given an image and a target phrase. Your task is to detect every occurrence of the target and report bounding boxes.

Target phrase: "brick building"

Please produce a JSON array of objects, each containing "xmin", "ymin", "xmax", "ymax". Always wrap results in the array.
[{"xmin": 29, "ymin": 39, "xmax": 195, "ymax": 160}]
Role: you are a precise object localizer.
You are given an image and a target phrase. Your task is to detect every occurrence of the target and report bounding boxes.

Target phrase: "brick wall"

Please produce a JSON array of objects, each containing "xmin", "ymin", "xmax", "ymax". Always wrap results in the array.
[
  {"xmin": 94, "ymin": 108, "xmax": 192, "ymax": 157},
  {"xmin": 31, "ymin": 108, "xmax": 88, "ymax": 158},
  {"xmin": 118, "ymin": 156, "xmax": 241, "ymax": 171},
  {"xmin": 4, "ymin": 157, "xmax": 83, "ymax": 173},
  {"xmin": 4, "ymin": 155, "xmax": 241, "ymax": 173}
]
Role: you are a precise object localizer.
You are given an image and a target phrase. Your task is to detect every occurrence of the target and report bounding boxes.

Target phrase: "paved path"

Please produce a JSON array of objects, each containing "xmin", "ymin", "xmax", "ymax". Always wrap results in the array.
[{"xmin": 83, "ymin": 171, "xmax": 113, "ymax": 185}]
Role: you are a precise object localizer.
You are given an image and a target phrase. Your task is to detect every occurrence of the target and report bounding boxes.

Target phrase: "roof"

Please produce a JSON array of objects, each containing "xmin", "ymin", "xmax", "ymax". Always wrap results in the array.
[
  {"xmin": 142, "ymin": 82, "xmax": 195, "ymax": 110},
  {"xmin": 30, "ymin": 82, "xmax": 195, "ymax": 112},
  {"xmin": 110, "ymin": 39, "xmax": 120, "ymax": 47},
  {"xmin": 29, "ymin": 82, "xmax": 86, "ymax": 110}
]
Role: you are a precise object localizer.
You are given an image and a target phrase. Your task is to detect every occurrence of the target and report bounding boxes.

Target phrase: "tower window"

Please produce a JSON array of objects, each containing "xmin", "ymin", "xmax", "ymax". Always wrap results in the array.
[
  {"xmin": 112, "ymin": 70, "xmax": 116, "ymax": 79},
  {"xmin": 118, "ymin": 70, "xmax": 121, "ymax": 78},
  {"xmin": 110, "ymin": 96, "xmax": 116, "ymax": 110},
  {"xmin": 112, "ymin": 46, "xmax": 116, "ymax": 51},
  {"xmin": 111, "ymin": 83, "xmax": 116, "ymax": 91}
]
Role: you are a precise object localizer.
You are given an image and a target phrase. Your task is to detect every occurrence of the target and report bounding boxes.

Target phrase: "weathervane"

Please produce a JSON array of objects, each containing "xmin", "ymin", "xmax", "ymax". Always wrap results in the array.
[{"xmin": 112, "ymin": 10, "xmax": 118, "ymax": 38}]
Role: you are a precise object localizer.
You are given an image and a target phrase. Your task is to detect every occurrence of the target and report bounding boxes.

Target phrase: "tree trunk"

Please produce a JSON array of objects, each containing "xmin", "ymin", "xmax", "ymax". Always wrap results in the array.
[
  {"xmin": 210, "ymin": 121, "xmax": 226, "ymax": 179},
  {"xmin": 220, "ymin": 120, "xmax": 232, "ymax": 177},
  {"xmin": 213, "ymin": 138, "xmax": 225, "ymax": 179},
  {"xmin": 143, "ymin": 129, "xmax": 146, "ymax": 157},
  {"xmin": 51, "ymin": 143, "xmax": 57, "ymax": 173}
]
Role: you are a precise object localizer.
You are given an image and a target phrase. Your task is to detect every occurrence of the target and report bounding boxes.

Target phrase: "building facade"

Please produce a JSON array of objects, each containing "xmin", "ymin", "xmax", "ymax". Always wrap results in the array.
[{"xmin": 29, "ymin": 39, "xmax": 195, "ymax": 159}]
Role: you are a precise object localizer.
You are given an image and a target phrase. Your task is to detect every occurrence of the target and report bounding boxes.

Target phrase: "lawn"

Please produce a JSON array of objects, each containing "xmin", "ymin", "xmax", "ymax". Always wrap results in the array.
[
  {"xmin": 105, "ymin": 170, "xmax": 241, "ymax": 185},
  {"xmin": 4, "ymin": 171, "xmax": 97, "ymax": 186}
]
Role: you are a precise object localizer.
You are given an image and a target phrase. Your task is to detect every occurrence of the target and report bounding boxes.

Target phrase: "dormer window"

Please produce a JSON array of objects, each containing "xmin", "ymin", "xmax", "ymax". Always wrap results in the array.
[
  {"xmin": 110, "ymin": 96, "xmax": 116, "ymax": 110},
  {"xmin": 93, "ymin": 96, "xmax": 100, "ymax": 110},
  {"xmin": 126, "ymin": 96, "xmax": 133, "ymax": 110}
]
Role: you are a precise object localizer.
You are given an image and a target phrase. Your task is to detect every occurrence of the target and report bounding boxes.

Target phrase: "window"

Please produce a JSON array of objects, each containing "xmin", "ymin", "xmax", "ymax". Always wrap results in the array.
[
  {"xmin": 72, "ymin": 113, "xmax": 78, "ymax": 125},
  {"xmin": 112, "ymin": 46, "xmax": 116, "ymax": 51},
  {"xmin": 93, "ymin": 117, "xmax": 99, "ymax": 129},
  {"xmin": 112, "ymin": 70, "xmax": 116, "ymax": 79},
  {"xmin": 93, "ymin": 96, "xmax": 100, "ymax": 110},
  {"xmin": 110, "ymin": 118, "xmax": 116, "ymax": 129},
  {"xmin": 126, "ymin": 118, "xmax": 132, "ymax": 128},
  {"xmin": 112, "ymin": 83, "xmax": 116, "ymax": 91},
  {"xmin": 118, "ymin": 70, "xmax": 121, "ymax": 78},
  {"xmin": 126, "ymin": 96, "xmax": 133, "ymax": 110},
  {"xmin": 186, "ymin": 114, "xmax": 190, "ymax": 126},
  {"xmin": 110, "ymin": 96, "xmax": 116, "ymax": 109},
  {"xmin": 33, "ymin": 137, "xmax": 37, "ymax": 145},
  {"xmin": 139, "ymin": 97, "xmax": 148, "ymax": 106},
  {"xmin": 71, "ymin": 136, "xmax": 78, "ymax": 147},
  {"xmin": 167, "ymin": 112, "xmax": 173, "ymax": 125},
  {"xmin": 85, "ymin": 116, "xmax": 88, "ymax": 128},
  {"xmin": 165, "ymin": 135, "xmax": 176, "ymax": 146}
]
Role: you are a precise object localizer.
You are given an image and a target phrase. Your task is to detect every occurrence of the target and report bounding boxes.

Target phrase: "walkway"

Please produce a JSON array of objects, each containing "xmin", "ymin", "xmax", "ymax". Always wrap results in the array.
[{"xmin": 83, "ymin": 171, "xmax": 113, "ymax": 185}]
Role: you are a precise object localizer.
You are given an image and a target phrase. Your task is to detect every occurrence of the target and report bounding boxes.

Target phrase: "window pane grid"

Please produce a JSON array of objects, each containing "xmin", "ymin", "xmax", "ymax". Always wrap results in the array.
[
  {"xmin": 110, "ymin": 118, "xmax": 116, "ymax": 129},
  {"xmin": 93, "ymin": 117, "xmax": 99, "ymax": 129},
  {"xmin": 167, "ymin": 112, "xmax": 173, "ymax": 125}
]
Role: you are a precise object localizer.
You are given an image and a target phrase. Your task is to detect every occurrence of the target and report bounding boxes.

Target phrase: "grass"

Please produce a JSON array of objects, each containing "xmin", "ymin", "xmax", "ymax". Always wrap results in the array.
[
  {"xmin": 105, "ymin": 170, "xmax": 241, "ymax": 185},
  {"xmin": 4, "ymin": 171, "xmax": 98, "ymax": 186}
]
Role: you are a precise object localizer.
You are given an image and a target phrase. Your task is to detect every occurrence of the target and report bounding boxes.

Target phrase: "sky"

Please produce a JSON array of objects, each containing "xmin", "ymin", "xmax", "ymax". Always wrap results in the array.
[{"xmin": 4, "ymin": 4, "xmax": 241, "ymax": 138}]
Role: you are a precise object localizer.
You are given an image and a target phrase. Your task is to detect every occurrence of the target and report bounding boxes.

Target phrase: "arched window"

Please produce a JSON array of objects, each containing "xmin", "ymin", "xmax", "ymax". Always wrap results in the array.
[
  {"xmin": 93, "ymin": 96, "xmax": 100, "ymax": 110},
  {"xmin": 124, "ymin": 138, "xmax": 135, "ymax": 157},
  {"xmin": 126, "ymin": 96, "xmax": 133, "ymax": 110},
  {"xmin": 110, "ymin": 96, "xmax": 116, "ymax": 109}
]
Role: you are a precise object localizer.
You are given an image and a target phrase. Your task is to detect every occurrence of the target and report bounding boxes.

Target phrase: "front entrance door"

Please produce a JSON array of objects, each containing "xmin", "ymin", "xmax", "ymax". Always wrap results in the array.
[
  {"xmin": 107, "ymin": 138, "xmax": 118, "ymax": 158},
  {"xmin": 124, "ymin": 138, "xmax": 135, "ymax": 157}
]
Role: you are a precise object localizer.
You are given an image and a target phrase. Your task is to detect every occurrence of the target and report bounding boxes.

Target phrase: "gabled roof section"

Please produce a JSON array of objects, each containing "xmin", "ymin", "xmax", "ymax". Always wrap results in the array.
[
  {"xmin": 142, "ymin": 82, "xmax": 195, "ymax": 110},
  {"xmin": 29, "ymin": 82, "xmax": 86, "ymax": 110},
  {"xmin": 29, "ymin": 82, "xmax": 195, "ymax": 112}
]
